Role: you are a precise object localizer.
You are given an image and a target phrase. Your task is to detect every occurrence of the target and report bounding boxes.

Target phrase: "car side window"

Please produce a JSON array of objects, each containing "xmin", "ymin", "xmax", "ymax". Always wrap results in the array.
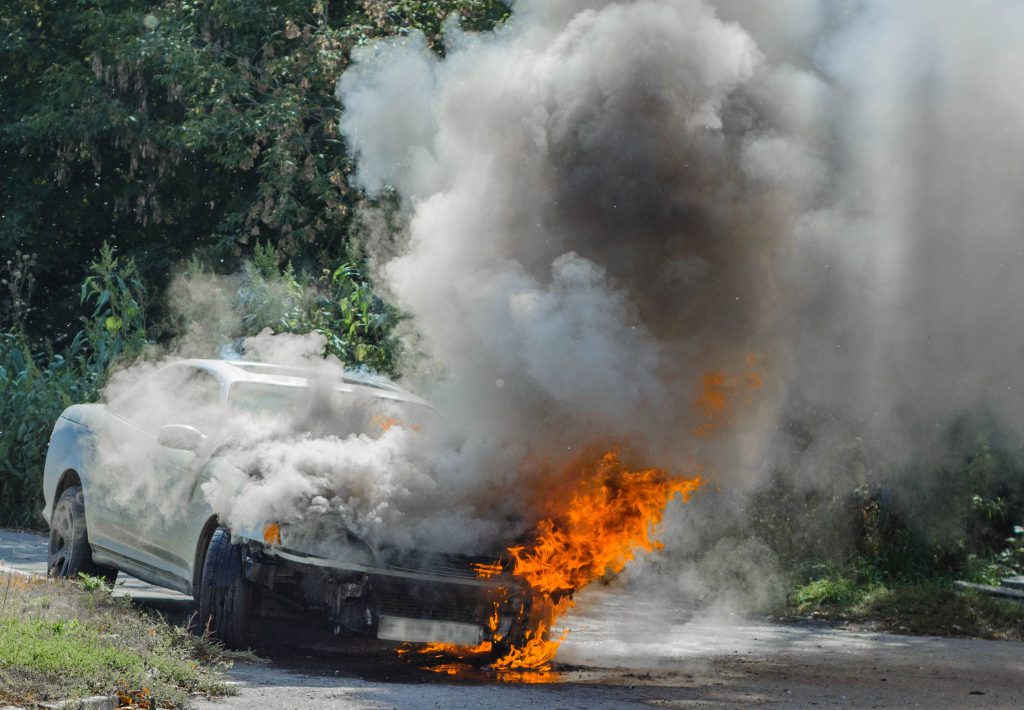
[{"xmin": 109, "ymin": 365, "xmax": 222, "ymax": 432}]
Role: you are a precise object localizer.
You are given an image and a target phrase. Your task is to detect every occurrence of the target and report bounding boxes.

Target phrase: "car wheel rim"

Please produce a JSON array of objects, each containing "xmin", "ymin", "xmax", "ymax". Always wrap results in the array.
[{"xmin": 48, "ymin": 505, "xmax": 72, "ymax": 577}]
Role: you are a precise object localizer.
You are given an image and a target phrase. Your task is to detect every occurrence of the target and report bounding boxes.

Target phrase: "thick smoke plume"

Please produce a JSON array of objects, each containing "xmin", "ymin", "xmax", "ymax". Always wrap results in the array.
[
  {"xmin": 334, "ymin": 0, "xmax": 1024, "ymax": 604},
  {"xmin": 339, "ymin": 0, "xmax": 793, "ymax": 487},
  {"xmin": 93, "ymin": 0, "xmax": 1024, "ymax": 611}
]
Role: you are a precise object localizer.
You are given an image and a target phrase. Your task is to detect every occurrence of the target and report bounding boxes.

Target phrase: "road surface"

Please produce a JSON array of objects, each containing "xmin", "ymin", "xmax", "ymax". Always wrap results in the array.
[{"xmin": 3, "ymin": 528, "xmax": 1023, "ymax": 708}]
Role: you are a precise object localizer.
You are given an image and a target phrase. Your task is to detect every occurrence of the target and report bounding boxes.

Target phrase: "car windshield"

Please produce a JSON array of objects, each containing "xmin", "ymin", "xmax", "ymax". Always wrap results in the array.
[
  {"xmin": 227, "ymin": 381, "xmax": 441, "ymax": 438},
  {"xmin": 229, "ymin": 382, "xmax": 303, "ymax": 412}
]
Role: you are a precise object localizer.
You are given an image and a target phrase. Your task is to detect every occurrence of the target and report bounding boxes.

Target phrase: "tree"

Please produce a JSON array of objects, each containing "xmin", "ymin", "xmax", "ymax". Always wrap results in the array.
[{"xmin": 0, "ymin": 0, "xmax": 509, "ymax": 343}]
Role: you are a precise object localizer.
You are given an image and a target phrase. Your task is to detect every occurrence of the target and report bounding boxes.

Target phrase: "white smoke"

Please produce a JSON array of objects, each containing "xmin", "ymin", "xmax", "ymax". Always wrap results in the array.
[
  {"xmin": 339, "ymin": 0, "xmax": 797, "ymax": 485},
  {"xmin": 335, "ymin": 0, "xmax": 1024, "ymax": 606},
  {"xmin": 93, "ymin": 328, "xmax": 522, "ymax": 556}
]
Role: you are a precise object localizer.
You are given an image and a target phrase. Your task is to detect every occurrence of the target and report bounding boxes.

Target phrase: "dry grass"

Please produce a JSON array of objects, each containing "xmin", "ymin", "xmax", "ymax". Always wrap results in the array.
[{"xmin": 0, "ymin": 570, "xmax": 241, "ymax": 708}]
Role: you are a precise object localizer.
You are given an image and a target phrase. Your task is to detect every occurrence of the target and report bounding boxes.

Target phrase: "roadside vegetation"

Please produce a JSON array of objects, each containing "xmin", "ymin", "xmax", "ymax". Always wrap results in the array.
[
  {"xmin": 0, "ymin": 570, "xmax": 241, "ymax": 708},
  {"xmin": 786, "ymin": 573, "xmax": 1024, "ymax": 640},
  {"xmin": 756, "ymin": 425, "xmax": 1024, "ymax": 638}
]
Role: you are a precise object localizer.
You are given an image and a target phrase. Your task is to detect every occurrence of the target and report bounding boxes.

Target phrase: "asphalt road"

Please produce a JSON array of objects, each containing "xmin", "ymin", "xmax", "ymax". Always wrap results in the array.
[{"xmin": 4, "ymin": 528, "xmax": 1024, "ymax": 709}]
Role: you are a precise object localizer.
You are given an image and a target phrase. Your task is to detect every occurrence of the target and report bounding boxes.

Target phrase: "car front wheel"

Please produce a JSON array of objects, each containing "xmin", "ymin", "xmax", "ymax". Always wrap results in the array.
[
  {"xmin": 197, "ymin": 527, "xmax": 258, "ymax": 650},
  {"xmin": 48, "ymin": 485, "xmax": 117, "ymax": 583}
]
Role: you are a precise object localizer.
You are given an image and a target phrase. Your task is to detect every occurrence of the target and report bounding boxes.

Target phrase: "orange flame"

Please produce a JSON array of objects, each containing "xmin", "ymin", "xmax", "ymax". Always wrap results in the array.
[
  {"xmin": 492, "ymin": 452, "xmax": 702, "ymax": 670},
  {"xmin": 398, "ymin": 454, "xmax": 699, "ymax": 677},
  {"xmin": 399, "ymin": 601, "xmax": 501, "ymax": 661},
  {"xmin": 399, "ymin": 455, "xmax": 715, "ymax": 676},
  {"xmin": 472, "ymin": 562, "xmax": 504, "ymax": 579},
  {"xmin": 692, "ymin": 355, "xmax": 763, "ymax": 438},
  {"xmin": 262, "ymin": 522, "xmax": 282, "ymax": 546},
  {"xmin": 371, "ymin": 413, "xmax": 422, "ymax": 433},
  {"xmin": 400, "ymin": 360, "xmax": 763, "ymax": 679}
]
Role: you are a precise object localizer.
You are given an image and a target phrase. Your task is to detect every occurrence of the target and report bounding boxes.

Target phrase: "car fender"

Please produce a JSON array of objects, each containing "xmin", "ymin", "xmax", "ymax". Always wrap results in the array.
[{"xmin": 42, "ymin": 404, "xmax": 105, "ymax": 524}]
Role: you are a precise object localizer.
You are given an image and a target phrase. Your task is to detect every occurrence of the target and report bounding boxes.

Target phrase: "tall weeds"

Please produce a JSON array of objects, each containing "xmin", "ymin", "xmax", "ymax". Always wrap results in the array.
[{"xmin": 0, "ymin": 244, "xmax": 147, "ymax": 527}]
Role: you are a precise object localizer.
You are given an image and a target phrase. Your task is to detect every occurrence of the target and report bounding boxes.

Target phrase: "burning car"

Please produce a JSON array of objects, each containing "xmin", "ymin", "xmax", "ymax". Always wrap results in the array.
[{"xmin": 42, "ymin": 359, "xmax": 533, "ymax": 652}]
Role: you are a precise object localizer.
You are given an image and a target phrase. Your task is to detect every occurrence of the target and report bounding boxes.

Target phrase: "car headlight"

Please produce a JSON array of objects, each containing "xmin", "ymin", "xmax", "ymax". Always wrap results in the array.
[{"xmin": 262, "ymin": 522, "xmax": 283, "ymax": 546}]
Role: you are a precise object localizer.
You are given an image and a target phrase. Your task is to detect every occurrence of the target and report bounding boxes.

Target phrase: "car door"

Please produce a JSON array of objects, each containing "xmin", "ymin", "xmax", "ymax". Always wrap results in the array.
[
  {"xmin": 151, "ymin": 418, "xmax": 220, "ymax": 590},
  {"xmin": 88, "ymin": 364, "xmax": 223, "ymax": 590}
]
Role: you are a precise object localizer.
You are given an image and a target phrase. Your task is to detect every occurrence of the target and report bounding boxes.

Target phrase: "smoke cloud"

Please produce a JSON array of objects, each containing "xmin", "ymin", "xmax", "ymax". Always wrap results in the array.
[
  {"xmin": 339, "ymin": 0, "xmax": 796, "ymax": 484},
  {"xmin": 334, "ymin": 0, "xmax": 1024, "ymax": 606},
  {"xmin": 89, "ymin": 0, "xmax": 1024, "ymax": 612}
]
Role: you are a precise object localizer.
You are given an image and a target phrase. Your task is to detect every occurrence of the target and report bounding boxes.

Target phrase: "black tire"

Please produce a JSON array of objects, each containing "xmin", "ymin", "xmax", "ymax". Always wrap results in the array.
[
  {"xmin": 197, "ymin": 527, "xmax": 258, "ymax": 650},
  {"xmin": 47, "ymin": 485, "xmax": 117, "ymax": 583}
]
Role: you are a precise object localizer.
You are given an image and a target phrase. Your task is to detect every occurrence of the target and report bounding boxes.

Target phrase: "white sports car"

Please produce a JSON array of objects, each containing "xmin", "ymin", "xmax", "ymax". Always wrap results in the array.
[{"xmin": 42, "ymin": 359, "xmax": 531, "ymax": 651}]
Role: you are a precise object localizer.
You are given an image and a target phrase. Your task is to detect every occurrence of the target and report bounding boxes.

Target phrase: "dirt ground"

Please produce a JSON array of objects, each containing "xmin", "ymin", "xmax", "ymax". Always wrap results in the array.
[{"xmin": 3, "ymin": 529, "xmax": 1022, "ymax": 709}]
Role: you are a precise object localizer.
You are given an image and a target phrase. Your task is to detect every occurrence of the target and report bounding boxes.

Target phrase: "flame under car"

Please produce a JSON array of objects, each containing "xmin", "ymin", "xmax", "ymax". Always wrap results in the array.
[{"xmin": 41, "ymin": 358, "xmax": 532, "ymax": 653}]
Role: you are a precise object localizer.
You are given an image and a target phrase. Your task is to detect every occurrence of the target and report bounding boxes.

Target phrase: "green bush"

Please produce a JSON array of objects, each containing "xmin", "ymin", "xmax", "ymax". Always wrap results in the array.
[
  {"xmin": 1, "ymin": 0, "xmax": 510, "ymax": 342},
  {"xmin": 308, "ymin": 262, "xmax": 402, "ymax": 374},
  {"xmin": 0, "ymin": 244, "xmax": 146, "ymax": 528},
  {"xmin": 746, "ymin": 417, "xmax": 1024, "ymax": 590},
  {"xmin": 180, "ymin": 243, "xmax": 401, "ymax": 375},
  {"xmin": 791, "ymin": 573, "xmax": 860, "ymax": 609}
]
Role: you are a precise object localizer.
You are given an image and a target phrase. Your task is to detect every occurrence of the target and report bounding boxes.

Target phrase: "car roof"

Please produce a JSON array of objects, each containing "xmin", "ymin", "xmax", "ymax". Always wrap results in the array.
[{"xmin": 165, "ymin": 358, "xmax": 428, "ymax": 406}]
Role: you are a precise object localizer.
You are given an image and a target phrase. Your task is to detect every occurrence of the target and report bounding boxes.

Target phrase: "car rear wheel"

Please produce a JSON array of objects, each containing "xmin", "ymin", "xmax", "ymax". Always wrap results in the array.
[
  {"xmin": 47, "ymin": 485, "xmax": 117, "ymax": 583},
  {"xmin": 197, "ymin": 527, "xmax": 258, "ymax": 650}
]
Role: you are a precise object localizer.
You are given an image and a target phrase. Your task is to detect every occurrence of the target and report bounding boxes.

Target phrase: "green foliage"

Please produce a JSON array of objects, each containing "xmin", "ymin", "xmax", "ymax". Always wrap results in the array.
[
  {"xmin": 0, "ymin": 336, "xmax": 92, "ymax": 527},
  {"xmin": 1, "ymin": 0, "xmax": 509, "ymax": 342},
  {"xmin": 78, "ymin": 242, "xmax": 149, "ymax": 369},
  {"xmin": 235, "ymin": 257, "xmax": 307, "ymax": 338},
  {"xmin": 958, "ymin": 553, "xmax": 1010, "ymax": 586},
  {"xmin": 995, "ymin": 525, "xmax": 1024, "ymax": 572},
  {"xmin": 185, "ymin": 244, "xmax": 401, "ymax": 374},
  {"xmin": 359, "ymin": 0, "xmax": 512, "ymax": 42},
  {"xmin": 0, "ymin": 574, "xmax": 236, "ymax": 708},
  {"xmin": 742, "ymin": 416, "xmax": 1024, "ymax": 595},
  {"xmin": 790, "ymin": 569, "xmax": 859, "ymax": 609},
  {"xmin": 76, "ymin": 572, "xmax": 111, "ymax": 593},
  {"xmin": 0, "ymin": 252, "xmax": 36, "ymax": 330},
  {"xmin": 1, "ymin": 617, "xmax": 147, "ymax": 679},
  {"xmin": 0, "ymin": 246, "xmax": 147, "ymax": 528},
  {"xmin": 311, "ymin": 262, "xmax": 401, "ymax": 373},
  {"xmin": 785, "ymin": 574, "xmax": 1024, "ymax": 640}
]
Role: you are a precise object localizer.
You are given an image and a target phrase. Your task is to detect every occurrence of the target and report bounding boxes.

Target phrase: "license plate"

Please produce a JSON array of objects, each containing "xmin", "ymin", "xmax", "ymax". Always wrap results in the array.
[{"xmin": 377, "ymin": 615, "xmax": 483, "ymax": 646}]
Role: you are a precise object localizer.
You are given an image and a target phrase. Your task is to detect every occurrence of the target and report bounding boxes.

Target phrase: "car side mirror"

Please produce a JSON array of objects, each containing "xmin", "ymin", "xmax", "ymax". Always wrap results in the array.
[{"xmin": 157, "ymin": 424, "xmax": 205, "ymax": 452}]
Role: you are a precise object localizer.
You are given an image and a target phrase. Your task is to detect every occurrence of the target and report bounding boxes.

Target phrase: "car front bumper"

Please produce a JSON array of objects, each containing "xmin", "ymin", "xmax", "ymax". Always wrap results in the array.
[{"xmin": 239, "ymin": 541, "xmax": 530, "ymax": 647}]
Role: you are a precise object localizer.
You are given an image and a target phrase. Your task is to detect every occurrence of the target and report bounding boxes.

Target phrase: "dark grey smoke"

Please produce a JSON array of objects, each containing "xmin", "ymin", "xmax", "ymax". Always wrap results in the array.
[
  {"xmin": 335, "ymin": 0, "xmax": 1024, "ymax": 608},
  {"xmin": 339, "ymin": 0, "xmax": 804, "ymax": 488}
]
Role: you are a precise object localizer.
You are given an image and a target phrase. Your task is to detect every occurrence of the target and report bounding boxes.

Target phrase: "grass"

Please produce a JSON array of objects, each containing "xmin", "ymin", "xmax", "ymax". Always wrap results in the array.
[
  {"xmin": 790, "ymin": 575, "xmax": 860, "ymax": 607},
  {"xmin": 786, "ymin": 567, "xmax": 1024, "ymax": 640},
  {"xmin": 0, "ymin": 570, "xmax": 242, "ymax": 708}
]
